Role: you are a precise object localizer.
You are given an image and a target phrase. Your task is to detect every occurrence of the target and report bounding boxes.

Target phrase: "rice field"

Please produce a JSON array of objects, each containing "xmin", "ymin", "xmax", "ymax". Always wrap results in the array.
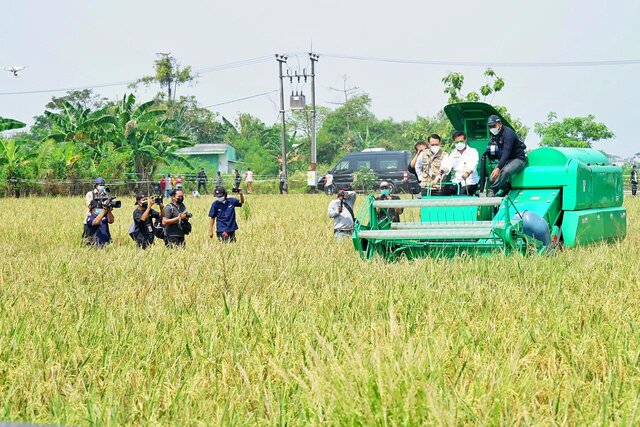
[{"xmin": 1, "ymin": 194, "xmax": 639, "ymax": 425}]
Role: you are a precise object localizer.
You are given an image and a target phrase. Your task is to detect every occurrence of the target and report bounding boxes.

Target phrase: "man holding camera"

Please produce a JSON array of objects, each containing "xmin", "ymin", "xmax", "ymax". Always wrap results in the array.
[
  {"xmin": 327, "ymin": 186, "xmax": 356, "ymax": 240},
  {"xmin": 85, "ymin": 177, "xmax": 108, "ymax": 219},
  {"xmin": 85, "ymin": 199, "xmax": 114, "ymax": 247},
  {"xmin": 162, "ymin": 189, "xmax": 191, "ymax": 248},
  {"xmin": 208, "ymin": 187, "xmax": 244, "ymax": 242},
  {"xmin": 132, "ymin": 193, "xmax": 165, "ymax": 249}
]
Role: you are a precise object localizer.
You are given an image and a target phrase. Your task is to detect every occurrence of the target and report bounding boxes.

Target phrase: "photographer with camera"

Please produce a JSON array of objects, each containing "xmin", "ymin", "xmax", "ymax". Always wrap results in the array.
[
  {"xmin": 84, "ymin": 177, "xmax": 108, "ymax": 220},
  {"xmin": 132, "ymin": 193, "xmax": 165, "ymax": 249},
  {"xmin": 208, "ymin": 186, "xmax": 244, "ymax": 242},
  {"xmin": 84, "ymin": 199, "xmax": 114, "ymax": 247},
  {"xmin": 162, "ymin": 189, "xmax": 191, "ymax": 248},
  {"xmin": 327, "ymin": 186, "xmax": 356, "ymax": 240}
]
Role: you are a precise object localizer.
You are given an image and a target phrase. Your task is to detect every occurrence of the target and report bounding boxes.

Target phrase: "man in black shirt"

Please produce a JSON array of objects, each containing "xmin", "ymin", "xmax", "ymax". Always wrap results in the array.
[
  {"xmin": 162, "ymin": 189, "xmax": 191, "ymax": 248},
  {"xmin": 631, "ymin": 165, "xmax": 638, "ymax": 196},
  {"xmin": 197, "ymin": 168, "xmax": 208, "ymax": 194},
  {"xmin": 132, "ymin": 193, "xmax": 165, "ymax": 249},
  {"xmin": 487, "ymin": 115, "xmax": 527, "ymax": 197}
]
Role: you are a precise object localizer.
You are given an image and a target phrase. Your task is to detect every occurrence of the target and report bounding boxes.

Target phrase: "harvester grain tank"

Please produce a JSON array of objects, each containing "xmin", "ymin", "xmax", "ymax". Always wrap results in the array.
[{"xmin": 352, "ymin": 103, "xmax": 626, "ymax": 260}]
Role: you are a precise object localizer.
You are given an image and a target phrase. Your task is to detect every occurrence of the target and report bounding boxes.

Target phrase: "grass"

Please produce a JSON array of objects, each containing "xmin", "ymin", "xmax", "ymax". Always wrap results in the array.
[{"xmin": 0, "ymin": 194, "xmax": 639, "ymax": 425}]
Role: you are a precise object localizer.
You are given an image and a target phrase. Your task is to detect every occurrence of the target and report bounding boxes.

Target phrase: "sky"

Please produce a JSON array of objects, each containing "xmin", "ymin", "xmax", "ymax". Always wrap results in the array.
[{"xmin": 1, "ymin": 0, "xmax": 639, "ymax": 157}]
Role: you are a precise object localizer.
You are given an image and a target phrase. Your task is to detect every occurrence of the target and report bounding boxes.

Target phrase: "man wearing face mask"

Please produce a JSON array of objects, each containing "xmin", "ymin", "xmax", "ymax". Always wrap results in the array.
[
  {"xmin": 375, "ymin": 181, "xmax": 403, "ymax": 223},
  {"xmin": 440, "ymin": 131, "xmax": 480, "ymax": 196},
  {"xmin": 487, "ymin": 115, "xmax": 527, "ymax": 197},
  {"xmin": 162, "ymin": 189, "xmax": 191, "ymax": 248},
  {"xmin": 84, "ymin": 199, "xmax": 114, "ymax": 247},
  {"xmin": 415, "ymin": 134, "xmax": 449, "ymax": 196},
  {"xmin": 407, "ymin": 140, "xmax": 428, "ymax": 181},
  {"xmin": 84, "ymin": 177, "xmax": 108, "ymax": 221},
  {"xmin": 132, "ymin": 193, "xmax": 165, "ymax": 249},
  {"xmin": 208, "ymin": 187, "xmax": 244, "ymax": 242}
]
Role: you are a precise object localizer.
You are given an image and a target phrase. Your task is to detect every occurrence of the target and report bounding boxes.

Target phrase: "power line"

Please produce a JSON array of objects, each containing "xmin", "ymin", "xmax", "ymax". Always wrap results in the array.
[
  {"xmin": 0, "ymin": 55, "xmax": 277, "ymax": 96},
  {"xmin": 203, "ymin": 90, "xmax": 279, "ymax": 108},
  {"xmin": 320, "ymin": 53, "xmax": 640, "ymax": 68}
]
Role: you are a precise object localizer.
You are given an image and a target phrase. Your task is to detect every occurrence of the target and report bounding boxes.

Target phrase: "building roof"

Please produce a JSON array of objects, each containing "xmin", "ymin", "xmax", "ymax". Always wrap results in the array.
[{"xmin": 176, "ymin": 143, "xmax": 230, "ymax": 155}]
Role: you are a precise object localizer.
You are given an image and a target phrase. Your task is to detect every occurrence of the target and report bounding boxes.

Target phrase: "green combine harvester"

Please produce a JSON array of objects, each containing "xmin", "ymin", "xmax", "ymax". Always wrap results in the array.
[{"xmin": 352, "ymin": 102, "xmax": 626, "ymax": 260}]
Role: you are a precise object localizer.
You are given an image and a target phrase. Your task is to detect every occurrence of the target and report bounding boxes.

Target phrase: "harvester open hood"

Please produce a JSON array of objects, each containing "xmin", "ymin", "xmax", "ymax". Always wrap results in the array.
[{"xmin": 443, "ymin": 102, "xmax": 514, "ymax": 132}]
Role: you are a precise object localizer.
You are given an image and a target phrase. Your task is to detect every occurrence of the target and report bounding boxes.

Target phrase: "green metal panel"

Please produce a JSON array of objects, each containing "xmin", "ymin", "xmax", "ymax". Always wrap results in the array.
[
  {"xmin": 226, "ymin": 145, "xmax": 237, "ymax": 162},
  {"xmin": 561, "ymin": 207, "xmax": 627, "ymax": 247},
  {"xmin": 502, "ymin": 189, "xmax": 562, "ymax": 228}
]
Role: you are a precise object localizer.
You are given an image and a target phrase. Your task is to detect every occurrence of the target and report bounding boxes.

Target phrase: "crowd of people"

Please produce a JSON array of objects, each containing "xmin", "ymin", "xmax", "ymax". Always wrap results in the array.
[
  {"xmin": 82, "ymin": 178, "xmax": 244, "ymax": 249},
  {"xmin": 328, "ymin": 115, "xmax": 528, "ymax": 239}
]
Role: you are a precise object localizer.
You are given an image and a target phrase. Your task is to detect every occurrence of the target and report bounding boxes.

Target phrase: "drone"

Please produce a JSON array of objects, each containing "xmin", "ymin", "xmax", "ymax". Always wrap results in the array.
[{"xmin": 4, "ymin": 66, "xmax": 26, "ymax": 77}]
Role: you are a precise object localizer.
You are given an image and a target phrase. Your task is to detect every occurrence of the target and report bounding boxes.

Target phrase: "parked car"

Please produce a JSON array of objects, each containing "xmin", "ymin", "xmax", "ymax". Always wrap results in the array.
[{"xmin": 318, "ymin": 150, "xmax": 420, "ymax": 194}]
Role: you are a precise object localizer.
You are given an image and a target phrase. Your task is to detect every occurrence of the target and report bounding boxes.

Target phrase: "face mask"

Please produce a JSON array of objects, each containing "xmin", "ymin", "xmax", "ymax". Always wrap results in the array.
[
  {"xmin": 490, "ymin": 127, "xmax": 500, "ymax": 136},
  {"xmin": 216, "ymin": 197, "xmax": 225, "ymax": 202},
  {"xmin": 97, "ymin": 185, "xmax": 105, "ymax": 192},
  {"xmin": 380, "ymin": 189, "xmax": 390, "ymax": 196},
  {"xmin": 430, "ymin": 146, "xmax": 440, "ymax": 154},
  {"xmin": 95, "ymin": 208, "xmax": 103, "ymax": 215},
  {"xmin": 177, "ymin": 196, "xmax": 184, "ymax": 204},
  {"xmin": 455, "ymin": 142, "xmax": 466, "ymax": 151}
]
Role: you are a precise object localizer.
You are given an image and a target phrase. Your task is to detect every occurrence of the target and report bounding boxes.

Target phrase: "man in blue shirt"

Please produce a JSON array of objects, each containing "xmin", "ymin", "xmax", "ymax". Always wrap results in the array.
[
  {"xmin": 85, "ymin": 199, "xmax": 114, "ymax": 247},
  {"xmin": 208, "ymin": 186, "xmax": 244, "ymax": 242}
]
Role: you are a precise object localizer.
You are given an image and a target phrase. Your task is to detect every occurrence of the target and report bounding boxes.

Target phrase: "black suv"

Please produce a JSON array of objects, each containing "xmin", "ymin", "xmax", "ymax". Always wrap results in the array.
[{"xmin": 318, "ymin": 150, "xmax": 420, "ymax": 194}]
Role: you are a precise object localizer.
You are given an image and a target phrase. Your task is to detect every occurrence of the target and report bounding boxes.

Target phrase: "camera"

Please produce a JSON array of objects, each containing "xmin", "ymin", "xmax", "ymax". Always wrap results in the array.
[
  {"xmin": 95, "ymin": 196, "xmax": 121, "ymax": 209},
  {"xmin": 153, "ymin": 196, "xmax": 163, "ymax": 205},
  {"xmin": 231, "ymin": 188, "xmax": 240, "ymax": 193},
  {"xmin": 184, "ymin": 212, "xmax": 193, "ymax": 219}
]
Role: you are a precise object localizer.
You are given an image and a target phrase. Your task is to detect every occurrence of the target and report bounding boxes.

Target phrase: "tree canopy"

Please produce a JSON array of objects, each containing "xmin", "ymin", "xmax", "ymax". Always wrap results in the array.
[{"xmin": 534, "ymin": 112, "xmax": 614, "ymax": 148}]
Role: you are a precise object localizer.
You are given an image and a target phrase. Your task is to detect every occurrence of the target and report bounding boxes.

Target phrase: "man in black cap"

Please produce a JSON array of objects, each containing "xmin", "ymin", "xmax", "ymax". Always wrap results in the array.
[
  {"xmin": 84, "ymin": 199, "xmax": 114, "ymax": 247},
  {"xmin": 131, "ymin": 193, "xmax": 165, "ymax": 249},
  {"xmin": 208, "ymin": 186, "xmax": 244, "ymax": 242},
  {"xmin": 197, "ymin": 168, "xmax": 208, "ymax": 194},
  {"xmin": 486, "ymin": 115, "xmax": 527, "ymax": 197},
  {"xmin": 162, "ymin": 189, "xmax": 191, "ymax": 248}
]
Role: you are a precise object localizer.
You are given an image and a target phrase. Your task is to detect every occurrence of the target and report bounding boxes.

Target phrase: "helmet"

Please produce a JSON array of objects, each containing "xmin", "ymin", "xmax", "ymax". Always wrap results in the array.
[{"xmin": 379, "ymin": 181, "xmax": 391, "ymax": 189}]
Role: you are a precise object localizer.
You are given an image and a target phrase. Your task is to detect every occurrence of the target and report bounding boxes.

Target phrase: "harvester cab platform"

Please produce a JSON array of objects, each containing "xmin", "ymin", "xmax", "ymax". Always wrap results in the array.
[{"xmin": 352, "ymin": 102, "xmax": 626, "ymax": 261}]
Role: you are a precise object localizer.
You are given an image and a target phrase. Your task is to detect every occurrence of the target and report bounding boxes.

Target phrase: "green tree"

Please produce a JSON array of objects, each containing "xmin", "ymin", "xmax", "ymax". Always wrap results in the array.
[
  {"xmin": 403, "ymin": 112, "xmax": 452, "ymax": 146},
  {"xmin": 226, "ymin": 113, "xmax": 281, "ymax": 175},
  {"xmin": 113, "ymin": 94, "xmax": 193, "ymax": 180},
  {"xmin": 131, "ymin": 53, "xmax": 196, "ymax": 102},
  {"xmin": 31, "ymin": 90, "xmax": 110, "ymax": 136},
  {"xmin": 534, "ymin": 112, "xmax": 614, "ymax": 148},
  {"xmin": 441, "ymin": 69, "xmax": 529, "ymax": 139},
  {"xmin": 170, "ymin": 96, "xmax": 234, "ymax": 144}
]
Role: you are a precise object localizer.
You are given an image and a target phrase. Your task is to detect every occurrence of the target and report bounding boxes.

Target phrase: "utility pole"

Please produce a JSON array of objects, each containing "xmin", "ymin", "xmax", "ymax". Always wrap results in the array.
[
  {"xmin": 276, "ymin": 54, "xmax": 288, "ymax": 190},
  {"xmin": 308, "ymin": 52, "xmax": 319, "ymax": 191}
]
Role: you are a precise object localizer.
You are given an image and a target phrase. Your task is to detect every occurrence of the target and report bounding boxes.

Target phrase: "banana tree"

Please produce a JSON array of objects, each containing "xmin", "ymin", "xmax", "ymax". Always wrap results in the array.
[
  {"xmin": 114, "ymin": 94, "xmax": 193, "ymax": 181},
  {"xmin": 0, "ymin": 117, "xmax": 26, "ymax": 132}
]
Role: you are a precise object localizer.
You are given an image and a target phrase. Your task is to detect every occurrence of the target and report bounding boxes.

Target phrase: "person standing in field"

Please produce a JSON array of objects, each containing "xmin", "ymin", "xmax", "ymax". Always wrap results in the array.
[
  {"xmin": 632, "ymin": 165, "xmax": 638, "ymax": 196},
  {"xmin": 208, "ymin": 187, "xmax": 244, "ymax": 242},
  {"xmin": 328, "ymin": 186, "xmax": 356, "ymax": 240},
  {"xmin": 233, "ymin": 169, "xmax": 242, "ymax": 192},
  {"xmin": 324, "ymin": 171, "xmax": 335, "ymax": 195},
  {"xmin": 197, "ymin": 168, "xmax": 207, "ymax": 194},
  {"xmin": 162, "ymin": 189, "xmax": 191, "ymax": 248},
  {"xmin": 85, "ymin": 177, "xmax": 108, "ymax": 220},
  {"xmin": 244, "ymin": 168, "xmax": 254, "ymax": 194},
  {"xmin": 215, "ymin": 171, "xmax": 223, "ymax": 188},
  {"xmin": 160, "ymin": 175, "xmax": 166, "ymax": 196},
  {"xmin": 85, "ymin": 199, "xmax": 114, "ymax": 247},
  {"xmin": 165, "ymin": 174, "xmax": 173, "ymax": 198},
  {"xmin": 131, "ymin": 193, "xmax": 164, "ymax": 249},
  {"xmin": 175, "ymin": 175, "xmax": 183, "ymax": 191}
]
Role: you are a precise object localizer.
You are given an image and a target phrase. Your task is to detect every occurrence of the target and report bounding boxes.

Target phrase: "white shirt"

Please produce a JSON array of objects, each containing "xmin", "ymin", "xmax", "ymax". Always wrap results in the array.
[
  {"xmin": 245, "ymin": 171, "xmax": 254, "ymax": 182},
  {"xmin": 325, "ymin": 173, "xmax": 334, "ymax": 185},
  {"xmin": 440, "ymin": 147, "xmax": 480, "ymax": 186}
]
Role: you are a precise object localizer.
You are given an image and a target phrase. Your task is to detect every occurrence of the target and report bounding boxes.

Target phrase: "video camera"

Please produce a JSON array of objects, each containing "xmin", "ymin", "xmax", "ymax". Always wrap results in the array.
[
  {"xmin": 94, "ymin": 196, "xmax": 121, "ymax": 209},
  {"xmin": 152, "ymin": 195, "xmax": 163, "ymax": 205}
]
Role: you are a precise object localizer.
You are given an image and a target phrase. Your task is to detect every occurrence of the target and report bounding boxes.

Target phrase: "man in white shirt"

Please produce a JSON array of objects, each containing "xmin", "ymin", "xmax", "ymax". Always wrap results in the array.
[
  {"xmin": 440, "ymin": 131, "xmax": 479, "ymax": 196},
  {"xmin": 327, "ymin": 186, "xmax": 356, "ymax": 239},
  {"xmin": 244, "ymin": 169, "xmax": 254, "ymax": 194},
  {"xmin": 324, "ymin": 172, "xmax": 335, "ymax": 194}
]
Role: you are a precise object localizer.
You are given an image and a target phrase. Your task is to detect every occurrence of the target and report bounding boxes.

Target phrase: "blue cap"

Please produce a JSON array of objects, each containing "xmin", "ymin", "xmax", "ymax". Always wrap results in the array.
[{"xmin": 95, "ymin": 177, "xmax": 106, "ymax": 185}]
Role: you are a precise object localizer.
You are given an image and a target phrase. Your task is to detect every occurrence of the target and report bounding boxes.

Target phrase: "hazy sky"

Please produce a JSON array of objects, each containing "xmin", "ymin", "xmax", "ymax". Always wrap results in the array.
[{"xmin": 2, "ymin": 0, "xmax": 639, "ymax": 157}]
